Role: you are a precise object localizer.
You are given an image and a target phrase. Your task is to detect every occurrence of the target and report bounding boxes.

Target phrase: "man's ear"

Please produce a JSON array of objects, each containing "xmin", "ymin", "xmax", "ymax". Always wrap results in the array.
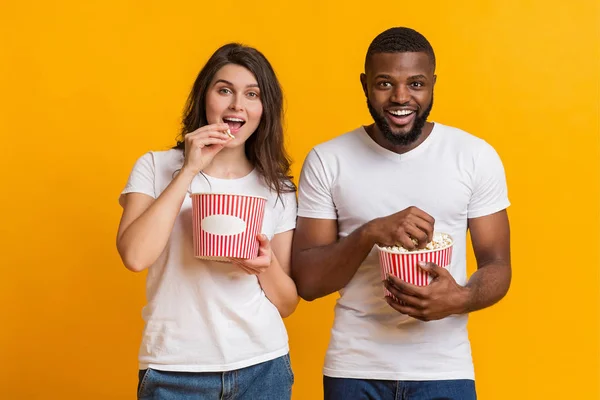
[
  {"xmin": 360, "ymin": 73, "xmax": 368, "ymax": 97},
  {"xmin": 433, "ymin": 74, "xmax": 437, "ymax": 86}
]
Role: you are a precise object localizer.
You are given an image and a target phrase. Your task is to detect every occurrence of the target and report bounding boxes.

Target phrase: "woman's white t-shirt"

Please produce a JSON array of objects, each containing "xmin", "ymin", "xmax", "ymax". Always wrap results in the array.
[{"xmin": 120, "ymin": 149, "xmax": 297, "ymax": 372}]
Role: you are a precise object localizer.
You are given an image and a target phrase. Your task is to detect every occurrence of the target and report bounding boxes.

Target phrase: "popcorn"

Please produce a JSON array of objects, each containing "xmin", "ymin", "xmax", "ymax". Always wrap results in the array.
[
  {"xmin": 382, "ymin": 232, "xmax": 453, "ymax": 253},
  {"xmin": 225, "ymin": 128, "xmax": 235, "ymax": 139}
]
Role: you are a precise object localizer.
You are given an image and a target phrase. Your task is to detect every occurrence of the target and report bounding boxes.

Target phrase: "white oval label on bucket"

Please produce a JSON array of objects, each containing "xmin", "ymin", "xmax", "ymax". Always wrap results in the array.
[{"xmin": 201, "ymin": 214, "xmax": 247, "ymax": 236}]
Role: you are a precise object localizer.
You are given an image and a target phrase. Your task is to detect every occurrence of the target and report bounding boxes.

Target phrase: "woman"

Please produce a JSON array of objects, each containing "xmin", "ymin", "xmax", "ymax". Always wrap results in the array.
[{"xmin": 117, "ymin": 43, "xmax": 298, "ymax": 399}]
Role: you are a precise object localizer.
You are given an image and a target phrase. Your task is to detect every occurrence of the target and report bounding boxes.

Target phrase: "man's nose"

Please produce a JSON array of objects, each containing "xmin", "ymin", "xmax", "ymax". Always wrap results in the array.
[{"xmin": 390, "ymin": 85, "xmax": 410, "ymax": 104}]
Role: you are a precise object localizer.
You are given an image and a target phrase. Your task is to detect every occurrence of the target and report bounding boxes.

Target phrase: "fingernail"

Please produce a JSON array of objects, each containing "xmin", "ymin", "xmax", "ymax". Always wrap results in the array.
[{"xmin": 418, "ymin": 261, "xmax": 427, "ymax": 267}]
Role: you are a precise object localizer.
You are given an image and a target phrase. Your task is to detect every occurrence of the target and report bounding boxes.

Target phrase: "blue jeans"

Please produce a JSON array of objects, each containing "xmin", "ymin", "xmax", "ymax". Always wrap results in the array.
[
  {"xmin": 137, "ymin": 354, "xmax": 294, "ymax": 399},
  {"xmin": 323, "ymin": 376, "xmax": 476, "ymax": 400}
]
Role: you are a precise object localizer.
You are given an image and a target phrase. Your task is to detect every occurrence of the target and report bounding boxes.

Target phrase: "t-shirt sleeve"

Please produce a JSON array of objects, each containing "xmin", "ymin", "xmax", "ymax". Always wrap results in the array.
[
  {"xmin": 468, "ymin": 143, "xmax": 511, "ymax": 219},
  {"xmin": 119, "ymin": 152, "xmax": 157, "ymax": 207},
  {"xmin": 297, "ymin": 149, "xmax": 337, "ymax": 220},
  {"xmin": 274, "ymin": 190, "xmax": 298, "ymax": 234}
]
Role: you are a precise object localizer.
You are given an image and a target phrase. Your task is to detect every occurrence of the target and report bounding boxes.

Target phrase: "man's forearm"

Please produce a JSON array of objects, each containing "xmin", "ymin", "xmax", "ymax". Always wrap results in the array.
[
  {"xmin": 292, "ymin": 223, "xmax": 375, "ymax": 301},
  {"xmin": 461, "ymin": 261, "xmax": 512, "ymax": 313}
]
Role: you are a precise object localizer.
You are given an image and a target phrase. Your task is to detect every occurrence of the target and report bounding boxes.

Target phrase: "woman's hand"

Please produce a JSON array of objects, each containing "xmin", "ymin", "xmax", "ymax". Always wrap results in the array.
[
  {"xmin": 182, "ymin": 123, "xmax": 232, "ymax": 175},
  {"xmin": 231, "ymin": 234, "xmax": 272, "ymax": 275}
]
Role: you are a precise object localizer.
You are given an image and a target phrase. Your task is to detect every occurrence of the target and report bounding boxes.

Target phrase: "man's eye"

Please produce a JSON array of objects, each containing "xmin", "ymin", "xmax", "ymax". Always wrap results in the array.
[
  {"xmin": 411, "ymin": 82, "xmax": 424, "ymax": 88},
  {"xmin": 378, "ymin": 82, "xmax": 392, "ymax": 88}
]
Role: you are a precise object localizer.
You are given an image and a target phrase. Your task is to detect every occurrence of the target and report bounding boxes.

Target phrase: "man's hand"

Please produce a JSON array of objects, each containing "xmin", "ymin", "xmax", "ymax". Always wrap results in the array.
[
  {"xmin": 367, "ymin": 206, "xmax": 435, "ymax": 250},
  {"xmin": 384, "ymin": 261, "xmax": 470, "ymax": 321}
]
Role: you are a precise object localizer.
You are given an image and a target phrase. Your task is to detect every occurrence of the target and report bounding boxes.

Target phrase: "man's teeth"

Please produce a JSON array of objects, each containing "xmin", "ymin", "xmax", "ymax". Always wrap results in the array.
[{"xmin": 388, "ymin": 110, "xmax": 414, "ymax": 116}]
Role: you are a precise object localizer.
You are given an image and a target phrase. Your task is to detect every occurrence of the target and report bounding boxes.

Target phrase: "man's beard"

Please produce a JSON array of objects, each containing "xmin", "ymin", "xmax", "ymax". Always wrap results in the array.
[{"xmin": 367, "ymin": 96, "xmax": 433, "ymax": 146}]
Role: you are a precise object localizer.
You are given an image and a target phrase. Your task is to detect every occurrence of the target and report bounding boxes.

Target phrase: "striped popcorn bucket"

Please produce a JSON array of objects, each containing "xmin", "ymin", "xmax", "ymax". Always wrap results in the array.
[
  {"xmin": 190, "ymin": 193, "xmax": 267, "ymax": 261},
  {"xmin": 377, "ymin": 237, "xmax": 453, "ymax": 299}
]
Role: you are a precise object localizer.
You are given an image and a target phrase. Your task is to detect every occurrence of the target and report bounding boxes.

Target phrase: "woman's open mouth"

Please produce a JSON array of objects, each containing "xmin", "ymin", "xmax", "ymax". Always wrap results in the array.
[{"xmin": 222, "ymin": 117, "xmax": 246, "ymax": 134}]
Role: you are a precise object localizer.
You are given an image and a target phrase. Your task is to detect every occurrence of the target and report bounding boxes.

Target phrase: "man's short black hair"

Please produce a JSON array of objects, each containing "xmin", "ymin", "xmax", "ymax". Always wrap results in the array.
[{"xmin": 365, "ymin": 27, "xmax": 436, "ymax": 70}]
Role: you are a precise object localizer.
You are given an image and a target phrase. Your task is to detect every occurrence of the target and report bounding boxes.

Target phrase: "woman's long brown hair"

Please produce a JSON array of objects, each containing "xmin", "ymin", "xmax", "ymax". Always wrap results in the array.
[{"xmin": 174, "ymin": 43, "xmax": 295, "ymax": 197}]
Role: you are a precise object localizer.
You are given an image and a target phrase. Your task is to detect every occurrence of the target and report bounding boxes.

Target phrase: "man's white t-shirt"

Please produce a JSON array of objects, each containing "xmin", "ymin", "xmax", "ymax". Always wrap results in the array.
[
  {"xmin": 297, "ymin": 123, "xmax": 510, "ymax": 381},
  {"xmin": 120, "ymin": 149, "xmax": 297, "ymax": 372}
]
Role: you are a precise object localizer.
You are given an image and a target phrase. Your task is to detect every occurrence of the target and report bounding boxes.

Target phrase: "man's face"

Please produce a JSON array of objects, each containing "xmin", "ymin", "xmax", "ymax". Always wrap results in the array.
[{"xmin": 361, "ymin": 52, "xmax": 436, "ymax": 146}]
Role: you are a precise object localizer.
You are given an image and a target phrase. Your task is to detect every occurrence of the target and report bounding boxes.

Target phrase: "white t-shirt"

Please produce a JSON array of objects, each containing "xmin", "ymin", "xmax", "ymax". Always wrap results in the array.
[
  {"xmin": 297, "ymin": 123, "xmax": 510, "ymax": 381},
  {"xmin": 120, "ymin": 149, "xmax": 297, "ymax": 372}
]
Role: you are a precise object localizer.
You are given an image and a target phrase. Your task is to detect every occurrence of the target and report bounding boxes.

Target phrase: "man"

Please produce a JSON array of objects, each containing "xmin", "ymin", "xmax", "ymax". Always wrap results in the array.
[{"xmin": 291, "ymin": 27, "xmax": 511, "ymax": 400}]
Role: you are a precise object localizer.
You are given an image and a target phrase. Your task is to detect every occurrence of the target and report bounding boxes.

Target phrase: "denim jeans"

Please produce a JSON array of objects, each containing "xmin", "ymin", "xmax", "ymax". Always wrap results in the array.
[
  {"xmin": 137, "ymin": 354, "xmax": 294, "ymax": 399},
  {"xmin": 323, "ymin": 376, "xmax": 476, "ymax": 400}
]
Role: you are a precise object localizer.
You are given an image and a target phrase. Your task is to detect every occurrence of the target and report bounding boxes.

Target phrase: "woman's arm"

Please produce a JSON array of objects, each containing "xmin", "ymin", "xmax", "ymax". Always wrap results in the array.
[
  {"xmin": 117, "ymin": 168, "xmax": 195, "ymax": 272},
  {"xmin": 232, "ymin": 230, "xmax": 299, "ymax": 317},
  {"xmin": 117, "ymin": 123, "xmax": 231, "ymax": 272}
]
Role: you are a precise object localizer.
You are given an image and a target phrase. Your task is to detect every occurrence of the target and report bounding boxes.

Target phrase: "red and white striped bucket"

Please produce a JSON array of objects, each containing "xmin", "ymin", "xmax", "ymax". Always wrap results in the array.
[
  {"xmin": 190, "ymin": 193, "xmax": 267, "ymax": 261},
  {"xmin": 377, "ymin": 238, "xmax": 453, "ymax": 298}
]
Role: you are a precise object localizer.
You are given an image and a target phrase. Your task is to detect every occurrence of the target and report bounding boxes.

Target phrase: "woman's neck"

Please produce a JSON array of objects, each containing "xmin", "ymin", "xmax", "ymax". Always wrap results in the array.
[{"xmin": 202, "ymin": 146, "xmax": 254, "ymax": 179}]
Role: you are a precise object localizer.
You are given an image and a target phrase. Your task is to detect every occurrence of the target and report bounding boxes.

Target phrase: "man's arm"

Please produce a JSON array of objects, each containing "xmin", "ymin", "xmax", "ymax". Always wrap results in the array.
[
  {"xmin": 292, "ymin": 207, "xmax": 435, "ymax": 301},
  {"xmin": 463, "ymin": 143, "xmax": 512, "ymax": 311},
  {"xmin": 291, "ymin": 217, "xmax": 374, "ymax": 301},
  {"xmin": 463, "ymin": 209, "xmax": 511, "ymax": 312}
]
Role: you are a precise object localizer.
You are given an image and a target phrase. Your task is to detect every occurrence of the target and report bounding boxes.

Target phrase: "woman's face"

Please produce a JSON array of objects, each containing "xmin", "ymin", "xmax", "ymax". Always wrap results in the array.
[{"xmin": 205, "ymin": 64, "xmax": 263, "ymax": 147}]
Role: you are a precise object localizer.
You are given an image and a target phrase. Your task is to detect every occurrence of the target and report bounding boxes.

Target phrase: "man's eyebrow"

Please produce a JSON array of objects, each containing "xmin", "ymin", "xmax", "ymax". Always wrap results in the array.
[{"xmin": 373, "ymin": 74, "xmax": 429, "ymax": 80}]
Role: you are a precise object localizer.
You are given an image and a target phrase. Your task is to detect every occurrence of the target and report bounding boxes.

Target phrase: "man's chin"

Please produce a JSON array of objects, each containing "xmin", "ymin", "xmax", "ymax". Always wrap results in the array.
[
  {"xmin": 390, "ymin": 128, "xmax": 410, "ymax": 136},
  {"xmin": 388, "ymin": 126, "xmax": 413, "ymax": 138}
]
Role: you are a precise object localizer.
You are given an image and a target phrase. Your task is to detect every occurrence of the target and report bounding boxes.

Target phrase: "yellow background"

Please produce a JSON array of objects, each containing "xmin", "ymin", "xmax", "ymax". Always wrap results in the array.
[{"xmin": 1, "ymin": 0, "xmax": 599, "ymax": 399}]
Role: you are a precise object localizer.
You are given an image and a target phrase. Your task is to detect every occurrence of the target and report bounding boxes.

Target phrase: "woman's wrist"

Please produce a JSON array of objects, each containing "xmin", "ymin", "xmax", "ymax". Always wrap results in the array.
[{"xmin": 179, "ymin": 166, "xmax": 199, "ymax": 181}]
